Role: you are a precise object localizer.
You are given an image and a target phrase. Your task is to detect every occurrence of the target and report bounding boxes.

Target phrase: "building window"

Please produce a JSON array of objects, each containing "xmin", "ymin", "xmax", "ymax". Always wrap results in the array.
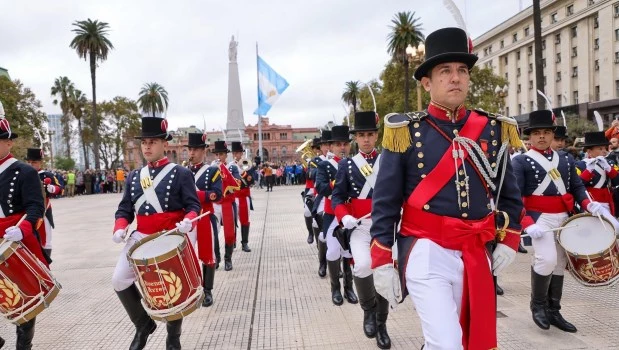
[
  {"xmin": 566, "ymin": 4, "xmax": 574, "ymax": 16},
  {"xmin": 616, "ymin": 52, "xmax": 619, "ymax": 63},
  {"xmin": 517, "ymin": 84, "xmax": 522, "ymax": 93},
  {"xmin": 524, "ymin": 26, "xmax": 530, "ymax": 37},
  {"xmin": 505, "ymin": 107, "xmax": 509, "ymax": 116},
  {"xmin": 556, "ymin": 53, "xmax": 561, "ymax": 63},
  {"xmin": 595, "ymin": 86, "xmax": 600, "ymax": 101},
  {"xmin": 484, "ymin": 48, "xmax": 488, "ymax": 56},
  {"xmin": 513, "ymin": 33, "xmax": 518, "ymax": 43},
  {"xmin": 253, "ymin": 133, "xmax": 258, "ymax": 141},
  {"xmin": 594, "ymin": 38, "xmax": 600, "ymax": 49},
  {"xmin": 518, "ymin": 104, "xmax": 523, "ymax": 114},
  {"xmin": 571, "ymin": 26, "xmax": 577, "ymax": 38},
  {"xmin": 500, "ymin": 40, "xmax": 504, "ymax": 49},
  {"xmin": 281, "ymin": 146, "xmax": 287, "ymax": 156},
  {"xmin": 542, "ymin": 58, "xmax": 547, "ymax": 68},
  {"xmin": 615, "ymin": 3, "xmax": 619, "ymax": 17},
  {"xmin": 488, "ymin": 45, "xmax": 492, "ymax": 54},
  {"xmin": 279, "ymin": 132, "xmax": 288, "ymax": 140},
  {"xmin": 542, "ymin": 39, "xmax": 546, "ymax": 50},
  {"xmin": 527, "ymin": 45, "xmax": 533, "ymax": 56},
  {"xmin": 517, "ymin": 67, "xmax": 521, "ymax": 76},
  {"xmin": 504, "ymin": 56, "xmax": 508, "ymax": 65},
  {"xmin": 516, "ymin": 50, "xmax": 521, "ymax": 60},
  {"xmin": 557, "ymin": 95, "xmax": 563, "ymax": 107},
  {"xmin": 616, "ymin": 80, "xmax": 619, "ymax": 97},
  {"xmin": 595, "ymin": 59, "xmax": 599, "ymax": 70},
  {"xmin": 572, "ymin": 47, "xmax": 577, "ymax": 57},
  {"xmin": 543, "ymin": 76, "xmax": 547, "ymax": 85},
  {"xmin": 555, "ymin": 33, "xmax": 561, "ymax": 44},
  {"xmin": 573, "ymin": 90, "xmax": 578, "ymax": 104},
  {"xmin": 529, "ymin": 63, "xmax": 533, "ymax": 72},
  {"xmin": 529, "ymin": 80, "xmax": 533, "ymax": 90},
  {"xmin": 551, "ymin": 12, "xmax": 558, "ymax": 24},
  {"xmin": 572, "ymin": 66, "xmax": 578, "ymax": 77},
  {"xmin": 556, "ymin": 71, "xmax": 562, "ymax": 82},
  {"xmin": 505, "ymin": 72, "xmax": 508, "ymax": 79},
  {"xmin": 594, "ymin": 16, "xmax": 599, "ymax": 28},
  {"xmin": 530, "ymin": 101, "xmax": 535, "ymax": 111},
  {"xmin": 615, "ymin": 29, "xmax": 619, "ymax": 41}
]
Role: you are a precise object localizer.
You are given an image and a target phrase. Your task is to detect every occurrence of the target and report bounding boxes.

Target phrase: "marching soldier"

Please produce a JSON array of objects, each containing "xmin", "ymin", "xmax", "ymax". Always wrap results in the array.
[
  {"xmin": 185, "ymin": 133, "xmax": 223, "ymax": 307},
  {"xmin": 315, "ymin": 125, "xmax": 358, "ymax": 306},
  {"xmin": 25, "ymin": 148, "xmax": 63, "ymax": 258},
  {"xmin": 513, "ymin": 111, "xmax": 607, "ymax": 333},
  {"xmin": 0, "ymin": 102, "xmax": 48, "ymax": 350},
  {"xmin": 574, "ymin": 131, "xmax": 619, "ymax": 215},
  {"xmin": 332, "ymin": 111, "xmax": 390, "ymax": 349},
  {"xmin": 230, "ymin": 141, "xmax": 254, "ymax": 252},
  {"xmin": 550, "ymin": 126, "xmax": 568, "ymax": 152},
  {"xmin": 302, "ymin": 137, "xmax": 321, "ymax": 244},
  {"xmin": 211, "ymin": 141, "xmax": 240, "ymax": 271},
  {"xmin": 370, "ymin": 27, "xmax": 525, "ymax": 349},
  {"xmin": 111, "ymin": 117, "xmax": 201, "ymax": 350},
  {"xmin": 311, "ymin": 131, "xmax": 331, "ymax": 277}
]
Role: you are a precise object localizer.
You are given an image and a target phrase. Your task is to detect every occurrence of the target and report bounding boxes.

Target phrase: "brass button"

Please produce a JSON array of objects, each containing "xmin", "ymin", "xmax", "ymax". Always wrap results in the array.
[
  {"xmin": 462, "ymin": 202, "xmax": 468, "ymax": 208},
  {"xmin": 415, "ymin": 132, "xmax": 421, "ymax": 137},
  {"xmin": 490, "ymin": 131, "xmax": 495, "ymax": 136},
  {"xmin": 461, "ymin": 213, "xmax": 469, "ymax": 218},
  {"xmin": 413, "ymin": 122, "xmax": 420, "ymax": 128},
  {"xmin": 418, "ymin": 152, "xmax": 424, "ymax": 159},
  {"xmin": 423, "ymin": 204, "xmax": 430, "ymax": 210},
  {"xmin": 460, "ymin": 181, "xmax": 465, "ymax": 186},
  {"xmin": 416, "ymin": 142, "xmax": 423, "ymax": 147},
  {"xmin": 492, "ymin": 151, "xmax": 497, "ymax": 156},
  {"xmin": 421, "ymin": 174, "xmax": 427, "ymax": 178},
  {"xmin": 487, "ymin": 204, "xmax": 492, "ymax": 209},
  {"xmin": 492, "ymin": 140, "xmax": 498, "ymax": 146},
  {"xmin": 418, "ymin": 163, "xmax": 424, "ymax": 169},
  {"xmin": 459, "ymin": 170, "xmax": 464, "ymax": 176},
  {"xmin": 453, "ymin": 129, "xmax": 459, "ymax": 135},
  {"xmin": 491, "ymin": 120, "xmax": 497, "ymax": 126},
  {"xmin": 461, "ymin": 191, "xmax": 467, "ymax": 197},
  {"xmin": 491, "ymin": 162, "xmax": 497, "ymax": 168}
]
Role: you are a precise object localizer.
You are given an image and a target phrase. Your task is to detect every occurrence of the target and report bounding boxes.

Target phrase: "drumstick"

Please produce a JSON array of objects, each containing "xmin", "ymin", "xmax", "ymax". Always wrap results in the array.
[
  {"xmin": 538, "ymin": 224, "xmax": 579, "ymax": 233},
  {"xmin": 585, "ymin": 192, "xmax": 610, "ymax": 232},
  {"xmin": 15, "ymin": 214, "xmax": 27, "ymax": 227},
  {"xmin": 160, "ymin": 211, "xmax": 212, "ymax": 237},
  {"xmin": 356, "ymin": 212, "xmax": 372, "ymax": 223}
]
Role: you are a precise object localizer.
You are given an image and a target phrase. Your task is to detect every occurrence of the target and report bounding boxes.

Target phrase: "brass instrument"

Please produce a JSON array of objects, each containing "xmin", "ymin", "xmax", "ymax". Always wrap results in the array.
[
  {"xmin": 296, "ymin": 139, "xmax": 314, "ymax": 168},
  {"xmin": 240, "ymin": 157, "xmax": 253, "ymax": 171}
]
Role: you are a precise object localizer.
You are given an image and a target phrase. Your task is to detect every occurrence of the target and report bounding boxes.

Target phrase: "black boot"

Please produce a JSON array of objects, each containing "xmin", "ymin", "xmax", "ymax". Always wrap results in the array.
[
  {"xmin": 530, "ymin": 268, "xmax": 552, "ymax": 330},
  {"xmin": 317, "ymin": 240, "xmax": 327, "ymax": 278},
  {"xmin": 166, "ymin": 319, "xmax": 182, "ymax": 350},
  {"xmin": 202, "ymin": 264, "xmax": 215, "ymax": 307},
  {"xmin": 518, "ymin": 243, "xmax": 528, "ymax": 254},
  {"xmin": 375, "ymin": 295, "xmax": 391, "ymax": 349},
  {"xmin": 224, "ymin": 244, "xmax": 233, "ymax": 271},
  {"xmin": 305, "ymin": 216, "xmax": 314, "ymax": 244},
  {"xmin": 214, "ymin": 231, "xmax": 221, "ymax": 270},
  {"xmin": 327, "ymin": 260, "xmax": 343, "ymax": 305},
  {"xmin": 495, "ymin": 276, "xmax": 504, "ymax": 296},
  {"xmin": 0, "ymin": 335, "xmax": 4, "ymax": 348},
  {"xmin": 16, "ymin": 317, "xmax": 35, "ymax": 350},
  {"xmin": 241, "ymin": 225, "xmax": 251, "ymax": 252},
  {"xmin": 547, "ymin": 275, "xmax": 577, "ymax": 333},
  {"xmin": 354, "ymin": 276, "xmax": 377, "ymax": 338},
  {"xmin": 116, "ymin": 285, "xmax": 157, "ymax": 350},
  {"xmin": 342, "ymin": 258, "xmax": 358, "ymax": 304},
  {"xmin": 43, "ymin": 248, "xmax": 52, "ymax": 259}
]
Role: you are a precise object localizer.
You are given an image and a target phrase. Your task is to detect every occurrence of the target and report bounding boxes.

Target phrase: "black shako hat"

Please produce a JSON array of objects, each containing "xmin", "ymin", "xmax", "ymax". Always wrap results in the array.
[
  {"xmin": 583, "ymin": 131, "xmax": 610, "ymax": 149},
  {"xmin": 523, "ymin": 110, "xmax": 557, "ymax": 135},
  {"xmin": 25, "ymin": 148, "xmax": 43, "ymax": 161},
  {"xmin": 311, "ymin": 137, "xmax": 321, "ymax": 149},
  {"xmin": 184, "ymin": 133, "xmax": 208, "ymax": 148},
  {"xmin": 320, "ymin": 130, "xmax": 332, "ymax": 144},
  {"xmin": 231, "ymin": 141, "xmax": 244, "ymax": 153},
  {"xmin": 414, "ymin": 27, "xmax": 478, "ymax": 81},
  {"xmin": 554, "ymin": 126, "xmax": 568, "ymax": 140},
  {"xmin": 0, "ymin": 100, "xmax": 17, "ymax": 139},
  {"xmin": 212, "ymin": 140, "xmax": 230, "ymax": 154},
  {"xmin": 350, "ymin": 111, "xmax": 378, "ymax": 133},
  {"xmin": 135, "ymin": 117, "xmax": 172, "ymax": 141},
  {"xmin": 329, "ymin": 125, "xmax": 351, "ymax": 142}
]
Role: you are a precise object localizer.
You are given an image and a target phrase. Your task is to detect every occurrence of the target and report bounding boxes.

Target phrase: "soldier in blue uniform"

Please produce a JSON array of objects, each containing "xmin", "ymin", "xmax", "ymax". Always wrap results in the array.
[
  {"xmin": 302, "ymin": 137, "xmax": 321, "ymax": 244},
  {"xmin": 370, "ymin": 27, "xmax": 525, "ymax": 349},
  {"xmin": 550, "ymin": 126, "xmax": 568, "ymax": 152},
  {"xmin": 315, "ymin": 125, "xmax": 358, "ymax": 306},
  {"xmin": 512, "ymin": 111, "xmax": 607, "ymax": 333},
  {"xmin": 111, "ymin": 117, "xmax": 201, "ymax": 350},
  {"xmin": 0, "ymin": 102, "xmax": 48, "ymax": 350},
  {"xmin": 310, "ymin": 130, "xmax": 331, "ymax": 277},
  {"xmin": 332, "ymin": 111, "xmax": 390, "ymax": 349},
  {"xmin": 25, "ymin": 148, "xmax": 63, "ymax": 258},
  {"xmin": 185, "ymin": 133, "xmax": 223, "ymax": 307}
]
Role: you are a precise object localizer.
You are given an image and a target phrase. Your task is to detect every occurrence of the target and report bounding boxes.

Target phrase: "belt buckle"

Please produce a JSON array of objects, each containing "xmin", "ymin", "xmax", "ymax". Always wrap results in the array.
[{"xmin": 141, "ymin": 177, "xmax": 153, "ymax": 190}]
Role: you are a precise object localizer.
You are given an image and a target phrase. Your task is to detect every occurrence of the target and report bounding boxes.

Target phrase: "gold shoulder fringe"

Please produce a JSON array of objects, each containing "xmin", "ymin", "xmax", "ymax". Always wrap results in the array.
[{"xmin": 497, "ymin": 115, "xmax": 526, "ymax": 151}]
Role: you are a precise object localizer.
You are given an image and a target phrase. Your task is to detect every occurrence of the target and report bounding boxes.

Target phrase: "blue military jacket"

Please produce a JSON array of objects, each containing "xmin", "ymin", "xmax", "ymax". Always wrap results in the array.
[
  {"xmin": 0, "ymin": 156, "xmax": 44, "ymax": 230},
  {"xmin": 190, "ymin": 163, "xmax": 222, "ymax": 205},
  {"xmin": 331, "ymin": 151, "xmax": 378, "ymax": 220}
]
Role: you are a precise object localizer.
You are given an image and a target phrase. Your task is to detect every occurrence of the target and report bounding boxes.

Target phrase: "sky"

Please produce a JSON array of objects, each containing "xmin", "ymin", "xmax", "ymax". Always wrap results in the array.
[{"xmin": 0, "ymin": 0, "xmax": 533, "ymax": 131}]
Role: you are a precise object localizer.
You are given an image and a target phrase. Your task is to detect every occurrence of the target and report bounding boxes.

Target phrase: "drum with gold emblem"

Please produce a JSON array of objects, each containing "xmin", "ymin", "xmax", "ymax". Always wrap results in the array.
[{"xmin": 128, "ymin": 230, "xmax": 203, "ymax": 321}]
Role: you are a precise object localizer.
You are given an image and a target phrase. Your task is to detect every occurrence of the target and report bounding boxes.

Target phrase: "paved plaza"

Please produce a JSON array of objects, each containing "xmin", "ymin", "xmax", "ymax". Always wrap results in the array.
[{"xmin": 1, "ymin": 186, "xmax": 618, "ymax": 349}]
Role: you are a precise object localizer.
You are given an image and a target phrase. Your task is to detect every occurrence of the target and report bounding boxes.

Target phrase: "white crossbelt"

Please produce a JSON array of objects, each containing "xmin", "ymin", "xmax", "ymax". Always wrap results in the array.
[
  {"xmin": 593, "ymin": 164, "xmax": 607, "ymax": 189},
  {"xmin": 351, "ymin": 153, "xmax": 381, "ymax": 199},
  {"xmin": 328, "ymin": 158, "xmax": 339, "ymax": 169},
  {"xmin": 526, "ymin": 150, "xmax": 567, "ymax": 195},
  {"xmin": 193, "ymin": 164, "xmax": 210, "ymax": 189},
  {"xmin": 0, "ymin": 158, "xmax": 18, "ymax": 219},
  {"xmin": 134, "ymin": 163, "xmax": 176, "ymax": 213}
]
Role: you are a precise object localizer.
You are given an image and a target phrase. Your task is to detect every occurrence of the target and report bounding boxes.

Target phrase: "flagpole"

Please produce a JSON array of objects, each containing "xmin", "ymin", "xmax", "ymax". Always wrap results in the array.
[{"xmin": 256, "ymin": 42, "xmax": 263, "ymax": 162}]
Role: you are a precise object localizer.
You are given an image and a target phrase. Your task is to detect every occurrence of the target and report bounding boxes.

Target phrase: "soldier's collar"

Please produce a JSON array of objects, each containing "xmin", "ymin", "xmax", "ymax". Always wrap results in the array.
[
  {"xmin": 148, "ymin": 157, "xmax": 170, "ymax": 168},
  {"xmin": 0, "ymin": 153, "xmax": 13, "ymax": 166},
  {"xmin": 359, "ymin": 149, "xmax": 377, "ymax": 159},
  {"xmin": 530, "ymin": 146, "xmax": 552, "ymax": 155},
  {"xmin": 428, "ymin": 101, "xmax": 466, "ymax": 122},
  {"xmin": 192, "ymin": 162, "xmax": 203, "ymax": 169}
]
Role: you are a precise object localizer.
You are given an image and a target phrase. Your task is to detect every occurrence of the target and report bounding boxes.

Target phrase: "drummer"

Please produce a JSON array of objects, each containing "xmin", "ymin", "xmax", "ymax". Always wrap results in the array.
[
  {"xmin": 0, "ymin": 102, "xmax": 48, "ymax": 349},
  {"xmin": 512, "ymin": 110, "xmax": 608, "ymax": 334},
  {"xmin": 111, "ymin": 116, "xmax": 201, "ymax": 350},
  {"xmin": 575, "ymin": 131, "xmax": 619, "ymax": 215}
]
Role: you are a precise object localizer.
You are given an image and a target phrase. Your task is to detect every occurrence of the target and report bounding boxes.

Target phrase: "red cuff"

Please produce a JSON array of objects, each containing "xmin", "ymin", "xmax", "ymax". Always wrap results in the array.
[
  {"xmin": 113, "ymin": 218, "xmax": 129, "ymax": 232},
  {"xmin": 52, "ymin": 185, "xmax": 62, "ymax": 195},
  {"xmin": 197, "ymin": 191, "xmax": 206, "ymax": 203},
  {"xmin": 581, "ymin": 199, "xmax": 592, "ymax": 210},
  {"xmin": 184, "ymin": 211, "xmax": 198, "ymax": 229},
  {"xmin": 18, "ymin": 220, "xmax": 34, "ymax": 239},
  {"xmin": 334, "ymin": 204, "xmax": 350, "ymax": 222},
  {"xmin": 370, "ymin": 240, "xmax": 392, "ymax": 269},
  {"xmin": 580, "ymin": 169, "xmax": 594, "ymax": 182},
  {"xmin": 500, "ymin": 229, "xmax": 521, "ymax": 251},
  {"xmin": 608, "ymin": 168, "xmax": 618, "ymax": 179},
  {"xmin": 521, "ymin": 215, "xmax": 535, "ymax": 230}
]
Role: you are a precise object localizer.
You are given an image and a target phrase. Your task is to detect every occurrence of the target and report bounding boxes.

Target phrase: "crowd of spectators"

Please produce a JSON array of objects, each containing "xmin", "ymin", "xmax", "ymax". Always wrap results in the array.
[{"xmin": 47, "ymin": 168, "xmax": 127, "ymax": 197}]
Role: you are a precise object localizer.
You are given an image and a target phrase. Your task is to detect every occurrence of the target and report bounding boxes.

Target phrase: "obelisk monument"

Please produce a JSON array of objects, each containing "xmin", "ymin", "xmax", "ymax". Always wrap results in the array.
[{"xmin": 225, "ymin": 36, "xmax": 246, "ymax": 144}]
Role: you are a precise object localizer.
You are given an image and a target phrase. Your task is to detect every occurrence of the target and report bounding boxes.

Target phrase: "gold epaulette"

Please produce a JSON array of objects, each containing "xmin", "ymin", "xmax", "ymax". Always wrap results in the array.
[
  {"xmin": 474, "ymin": 109, "xmax": 526, "ymax": 151},
  {"xmin": 382, "ymin": 112, "xmax": 427, "ymax": 153}
]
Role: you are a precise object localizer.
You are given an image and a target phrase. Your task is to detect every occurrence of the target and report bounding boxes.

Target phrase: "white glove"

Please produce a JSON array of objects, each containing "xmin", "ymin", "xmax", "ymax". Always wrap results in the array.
[
  {"xmin": 492, "ymin": 243, "xmax": 516, "ymax": 276},
  {"xmin": 341, "ymin": 215, "xmax": 358, "ymax": 230},
  {"xmin": 46, "ymin": 184, "xmax": 57, "ymax": 193},
  {"xmin": 585, "ymin": 158, "xmax": 596, "ymax": 171},
  {"xmin": 4, "ymin": 226, "xmax": 23, "ymax": 241},
  {"xmin": 175, "ymin": 218, "xmax": 192, "ymax": 234},
  {"xmin": 587, "ymin": 201, "xmax": 605, "ymax": 216},
  {"xmin": 112, "ymin": 229, "xmax": 126, "ymax": 244},
  {"xmin": 373, "ymin": 264, "xmax": 401, "ymax": 310},
  {"xmin": 596, "ymin": 156, "xmax": 612, "ymax": 172},
  {"xmin": 525, "ymin": 224, "xmax": 545, "ymax": 239}
]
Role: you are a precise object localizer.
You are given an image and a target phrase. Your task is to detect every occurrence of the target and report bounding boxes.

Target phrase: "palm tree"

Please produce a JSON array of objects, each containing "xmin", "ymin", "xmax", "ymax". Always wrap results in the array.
[
  {"xmin": 69, "ymin": 88, "xmax": 90, "ymax": 169},
  {"xmin": 70, "ymin": 18, "xmax": 114, "ymax": 169},
  {"xmin": 341, "ymin": 81, "xmax": 362, "ymax": 121},
  {"xmin": 387, "ymin": 11, "xmax": 424, "ymax": 112},
  {"xmin": 137, "ymin": 83, "xmax": 169, "ymax": 117},
  {"xmin": 51, "ymin": 76, "xmax": 75, "ymax": 158}
]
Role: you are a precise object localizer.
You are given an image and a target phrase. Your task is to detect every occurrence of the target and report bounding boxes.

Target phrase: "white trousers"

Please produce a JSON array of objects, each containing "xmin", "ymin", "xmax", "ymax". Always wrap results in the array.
[
  {"xmin": 112, "ymin": 231, "xmax": 148, "ymax": 291},
  {"xmin": 406, "ymin": 239, "xmax": 465, "ymax": 350},
  {"xmin": 43, "ymin": 217, "xmax": 52, "ymax": 249},
  {"xmin": 531, "ymin": 212, "xmax": 569, "ymax": 276},
  {"xmin": 348, "ymin": 219, "xmax": 372, "ymax": 278},
  {"xmin": 213, "ymin": 203, "xmax": 222, "ymax": 225},
  {"xmin": 326, "ymin": 218, "xmax": 352, "ymax": 261}
]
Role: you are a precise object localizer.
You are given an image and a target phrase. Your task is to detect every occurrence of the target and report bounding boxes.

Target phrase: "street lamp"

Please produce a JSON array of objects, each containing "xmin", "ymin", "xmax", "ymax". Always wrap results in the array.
[
  {"xmin": 406, "ymin": 43, "xmax": 426, "ymax": 111},
  {"xmin": 495, "ymin": 85, "xmax": 509, "ymax": 114}
]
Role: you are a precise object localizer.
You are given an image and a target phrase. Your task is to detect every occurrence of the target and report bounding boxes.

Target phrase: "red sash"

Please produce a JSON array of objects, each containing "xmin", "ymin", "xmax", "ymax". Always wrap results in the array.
[
  {"xmin": 407, "ymin": 112, "xmax": 488, "ymax": 210},
  {"xmin": 237, "ymin": 195, "xmax": 250, "ymax": 226},
  {"xmin": 196, "ymin": 206, "xmax": 215, "ymax": 266}
]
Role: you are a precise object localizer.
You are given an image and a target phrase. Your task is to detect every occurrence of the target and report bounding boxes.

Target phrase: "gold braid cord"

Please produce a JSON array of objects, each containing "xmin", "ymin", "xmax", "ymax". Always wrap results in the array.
[{"xmin": 498, "ymin": 115, "xmax": 526, "ymax": 151}]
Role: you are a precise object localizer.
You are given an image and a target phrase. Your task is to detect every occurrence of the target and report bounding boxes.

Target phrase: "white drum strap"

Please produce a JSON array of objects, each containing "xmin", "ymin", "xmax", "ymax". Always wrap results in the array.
[
  {"xmin": 527, "ymin": 150, "xmax": 567, "ymax": 195},
  {"xmin": 134, "ymin": 164, "xmax": 176, "ymax": 213}
]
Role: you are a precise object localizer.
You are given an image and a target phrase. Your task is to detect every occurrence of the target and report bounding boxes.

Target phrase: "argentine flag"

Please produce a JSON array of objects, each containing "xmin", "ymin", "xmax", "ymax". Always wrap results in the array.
[{"xmin": 254, "ymin": 56, "xmax": 289, "ymax": 116}]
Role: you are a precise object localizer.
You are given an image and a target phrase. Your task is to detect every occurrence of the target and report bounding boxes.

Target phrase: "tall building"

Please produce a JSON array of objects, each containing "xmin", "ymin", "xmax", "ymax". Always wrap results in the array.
[
  {"xmin": 46, "ymin": 114, "xmax": 67, "ymax": 159},
  {"xmin": 473, "ymin": 0, "xmax": 619, "ymax": 123}
]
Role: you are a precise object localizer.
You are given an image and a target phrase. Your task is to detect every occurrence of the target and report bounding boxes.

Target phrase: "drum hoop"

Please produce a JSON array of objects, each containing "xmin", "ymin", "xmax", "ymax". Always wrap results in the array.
[
  {"xmin": 557, "ymin": 213, "xmax": 615, "ymax": 257},
  {"xmin": 127, "ymin": 231, "xmax": 188, "ymax": 266},
  {"xmin": 9, "ymin": 284, "xmax": 60, "ymax": 325},
  {"xmin": 0, "ymin": 240, "xmax": 20, "ymax": 264}
]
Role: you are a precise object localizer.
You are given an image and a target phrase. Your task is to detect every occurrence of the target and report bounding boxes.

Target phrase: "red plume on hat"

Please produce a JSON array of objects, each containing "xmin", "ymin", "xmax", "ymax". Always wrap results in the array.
[{"xmin": 160, "ymin": 119, "xmax": 168, "ymax": 133}]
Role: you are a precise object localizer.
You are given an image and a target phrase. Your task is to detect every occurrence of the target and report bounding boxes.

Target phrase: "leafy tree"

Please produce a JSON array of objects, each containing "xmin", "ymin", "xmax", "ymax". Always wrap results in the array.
[
  {"xmin": 0, "ymin": 77, "xmax": 47, "ymax": 159},
  {"xmin": 386, "ymin": 11, "xmax": 424, "ymax": 112},
  {"xmin": 70, "ymin": 18, "xmax": 114, "ymax": 170},
  {"xmin": 137, "ymin": 82, "xmax": 169, "ymax": 117},
  {"xmin": 55, "ymin": 156, "xmax": 76, "ymax": 170},
  {"xmin": 50, "ymin": 76, "xmax": 74, "ymax": 158},
  {"xmin": 467, "ymin": 66, "xmax": 509, "ymax": 113},
  {"xmin": 342, "ymin": 81, "xmax": 362, "ymax": 124},
  {"xmin": 100, "ymin": 96, "xmax": 142, "ymax": 169}
]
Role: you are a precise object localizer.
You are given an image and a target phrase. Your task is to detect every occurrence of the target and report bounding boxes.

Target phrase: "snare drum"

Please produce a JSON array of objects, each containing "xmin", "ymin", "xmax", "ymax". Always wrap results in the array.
[
  {"xmin": 128, "ymin": 231, "xmax": 203, "ymax": 321},
  {"xmin": 557, "ymin": 213, "xmax": 619, "ymax": 287},
  {"xmin": 0, "ymin": 240, "xmax": 61, "ymax": 324}
]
